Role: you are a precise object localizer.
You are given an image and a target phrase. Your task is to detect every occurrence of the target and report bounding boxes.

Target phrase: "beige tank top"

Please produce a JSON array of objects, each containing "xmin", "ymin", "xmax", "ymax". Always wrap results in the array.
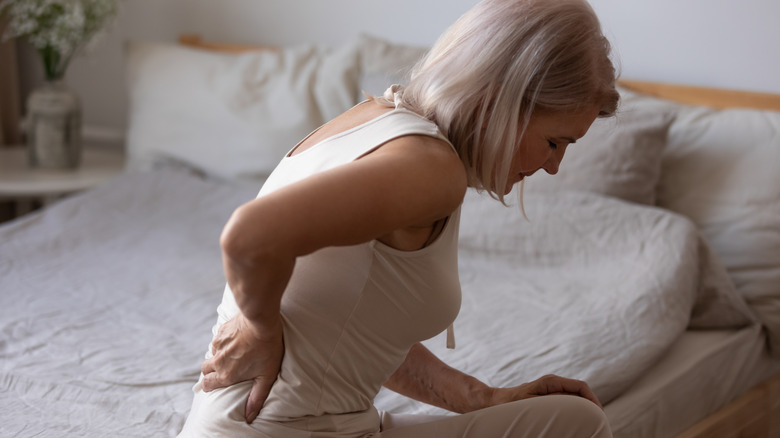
[{"xmin": 213, "ymin": 93, "xmax": 462, "ymax": 420}]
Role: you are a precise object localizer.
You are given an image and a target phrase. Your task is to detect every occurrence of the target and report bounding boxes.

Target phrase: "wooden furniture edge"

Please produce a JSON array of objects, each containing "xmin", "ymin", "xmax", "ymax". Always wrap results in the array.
[
  {"xmin": 676, "ymin": 372, "xmax": 780, "ymax": 438},
  {"xmin": 177, "ymin": 34, "xmax": 278, "ymax": 54},
  {"xmin": 619, "ymin": 79, "xmax": 780, "ymax": 111}
]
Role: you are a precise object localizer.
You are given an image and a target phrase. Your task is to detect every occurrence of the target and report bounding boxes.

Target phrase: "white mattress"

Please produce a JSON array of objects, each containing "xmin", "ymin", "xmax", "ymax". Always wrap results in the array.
[{"xmin": 0, "ymin": 167, "xmax": 769, "ymax": 437}]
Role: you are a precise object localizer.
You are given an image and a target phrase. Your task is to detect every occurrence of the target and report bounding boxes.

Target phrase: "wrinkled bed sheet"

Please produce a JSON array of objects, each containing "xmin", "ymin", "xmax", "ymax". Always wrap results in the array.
[
  {"xmin": 0, "ymin": 167, "xmax": 754, "ymax": 436},
  {"xmin": 0, "ymin": 168, "xmax": 255, "ymax": 437}
]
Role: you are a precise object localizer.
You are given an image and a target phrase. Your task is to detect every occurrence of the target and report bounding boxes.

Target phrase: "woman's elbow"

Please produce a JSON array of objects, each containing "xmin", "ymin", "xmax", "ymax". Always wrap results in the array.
[{"xmin": 219, "ymin": 204, "xmax": 275, "ymax": 264}]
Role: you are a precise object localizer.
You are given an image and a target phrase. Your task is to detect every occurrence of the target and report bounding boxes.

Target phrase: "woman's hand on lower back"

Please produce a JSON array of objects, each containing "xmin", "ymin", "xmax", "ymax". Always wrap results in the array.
[{"xmin": 200, "ymin": 313, "xmax": 284, "ymax": 424}]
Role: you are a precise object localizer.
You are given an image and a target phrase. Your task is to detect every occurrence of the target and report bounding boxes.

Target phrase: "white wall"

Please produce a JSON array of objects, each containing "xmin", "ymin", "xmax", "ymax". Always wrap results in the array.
[
  {"xmin": 589, "ymin": 0, "xmax": 780, "ymax": 92},
  {"xmin": 17, "ymin": 0, "xmax": 780, "ymax": 147}
]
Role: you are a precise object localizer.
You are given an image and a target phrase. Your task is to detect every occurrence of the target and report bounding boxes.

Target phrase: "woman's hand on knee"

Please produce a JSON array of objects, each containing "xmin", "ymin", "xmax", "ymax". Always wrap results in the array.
[
  {"xmin": 200, "ymin": 313, "xmax": 284, "ymax": 423},
  {"xmin": 488, "ymin": 374, "xmax": 603, "ymax": 409}
]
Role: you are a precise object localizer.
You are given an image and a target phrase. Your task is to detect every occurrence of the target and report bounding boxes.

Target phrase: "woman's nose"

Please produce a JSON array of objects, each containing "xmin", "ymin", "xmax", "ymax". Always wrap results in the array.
[
  {"xmin": 543, "ymin": 148, "xmax": 565, "ymax": 175},
  {"xmin": 543, "ymin": 155, "xmax": 560, "ymax": 175}
]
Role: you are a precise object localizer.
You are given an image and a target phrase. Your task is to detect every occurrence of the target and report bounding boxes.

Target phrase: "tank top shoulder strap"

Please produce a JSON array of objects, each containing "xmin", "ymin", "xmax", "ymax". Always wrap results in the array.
[
  {"xmin": 257, "ymin": 89, "xmax": 454, "ymax": 198},
  {"xmin": 307, "ymin": 83, "xmax": 454, "ymax": 163},
  {"xmin": 337, "ymin": 107, "xmax": 454, "ymax": 160}
]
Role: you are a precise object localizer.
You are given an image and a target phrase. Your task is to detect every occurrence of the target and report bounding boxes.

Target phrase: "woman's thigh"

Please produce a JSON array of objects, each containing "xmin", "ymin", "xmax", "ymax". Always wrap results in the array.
[
  {"xmin": 378, "ymin": 395, "xmax": 611, "ymax": 438},
  {"xmin": 178, "ymin": 380, "xmax": 380, "ymax": 438},
  {"xmin": 178, "ymin": 381, "xmax": 278, "ymax": 438}
]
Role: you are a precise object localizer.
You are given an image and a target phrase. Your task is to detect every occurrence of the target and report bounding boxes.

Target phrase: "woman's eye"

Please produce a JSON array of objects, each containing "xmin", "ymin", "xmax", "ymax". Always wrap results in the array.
[{"xmin": 548, "ymin": 141, "xmax": 558, "ymax": 150}]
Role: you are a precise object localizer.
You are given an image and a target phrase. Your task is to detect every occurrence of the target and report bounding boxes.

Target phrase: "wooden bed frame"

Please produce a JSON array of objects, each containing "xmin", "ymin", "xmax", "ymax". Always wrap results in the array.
[
  {"xmin": 619, "ymin": 80, "xmax": 780, "ymax": 111},
  {"xmin": 179, "ymin": 33, "xmax": 780, "ymax": 437},
  {"xmin": 678, "ymin": 373, "xmax": 780, "ymax": 438}
]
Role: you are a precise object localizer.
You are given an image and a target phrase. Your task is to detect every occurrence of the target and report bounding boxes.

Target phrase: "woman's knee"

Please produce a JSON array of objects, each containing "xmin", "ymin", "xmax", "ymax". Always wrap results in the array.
[{"xmin": 524, "ymin": 395, "xmax": 611, "ymax": 438}]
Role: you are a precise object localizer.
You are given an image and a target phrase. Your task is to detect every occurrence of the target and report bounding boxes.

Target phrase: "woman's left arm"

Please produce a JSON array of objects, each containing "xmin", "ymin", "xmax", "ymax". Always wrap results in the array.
[{"xmin": 384, "ymin": 343, "xmax": 603, "ymax": 413}]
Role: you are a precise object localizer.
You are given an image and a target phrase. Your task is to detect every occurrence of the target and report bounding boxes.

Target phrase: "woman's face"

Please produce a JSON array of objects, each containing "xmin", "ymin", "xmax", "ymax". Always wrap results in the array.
[{"xmin": 504, "ymin": 107, "xmax": 601, "ymax": 195}]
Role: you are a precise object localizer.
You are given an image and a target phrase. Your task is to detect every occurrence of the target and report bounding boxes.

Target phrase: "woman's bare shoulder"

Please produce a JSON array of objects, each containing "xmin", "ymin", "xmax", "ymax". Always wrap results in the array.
[
  {"xmin": 292, "ymin": 100, "xmax": 392, "ymax": 156},
  {"xmin": 371, "ymin": 133, "xmax": 467, "ymax": 205}
]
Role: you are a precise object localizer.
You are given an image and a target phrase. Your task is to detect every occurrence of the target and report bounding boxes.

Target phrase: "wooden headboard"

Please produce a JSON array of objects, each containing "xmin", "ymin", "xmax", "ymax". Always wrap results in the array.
[
  {"xmin": 178, "ymin": 34, "xmax": 278, "ymax": 54},
  {"xmin": 178, "ymin": 34, "xmax": 780, "ymax": 112},
  {"xmin": 618, "ymin": 80, "xmax": 780, "ymax": 111}
]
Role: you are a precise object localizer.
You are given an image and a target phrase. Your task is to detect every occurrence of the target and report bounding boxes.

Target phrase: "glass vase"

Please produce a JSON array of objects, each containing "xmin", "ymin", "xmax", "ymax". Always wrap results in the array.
[{"xmin": 25, "ymin": 80, "xmax": 83, "ymax": 169}]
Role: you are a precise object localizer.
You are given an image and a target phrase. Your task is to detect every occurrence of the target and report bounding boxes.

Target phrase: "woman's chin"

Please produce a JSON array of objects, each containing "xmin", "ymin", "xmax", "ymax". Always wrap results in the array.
[{"xmin": 504, "ymin": 176, "xmax": 524, "ymax": 195}]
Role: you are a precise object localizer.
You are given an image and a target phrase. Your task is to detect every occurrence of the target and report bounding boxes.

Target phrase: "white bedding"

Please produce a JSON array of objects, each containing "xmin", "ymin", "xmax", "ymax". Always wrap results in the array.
[
  {"xmin": 0, "ymin": 167, "xmax": 755, "ymax": 436},
  {"xmin": 0, "ymin": 169, "xmax": 256, "ymax": 437}
]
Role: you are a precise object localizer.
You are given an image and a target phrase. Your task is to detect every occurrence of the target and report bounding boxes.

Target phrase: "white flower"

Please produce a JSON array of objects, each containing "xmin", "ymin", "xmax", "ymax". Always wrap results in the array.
[{"xmin": 1, "ymin": 0, "xmax": 119, "ymax": 79}]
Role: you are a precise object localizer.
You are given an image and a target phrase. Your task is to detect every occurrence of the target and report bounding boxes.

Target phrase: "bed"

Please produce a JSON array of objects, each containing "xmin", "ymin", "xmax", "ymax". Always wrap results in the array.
[{"xmin": 1, "ymin": 33, "xmax": 779, "ymax": 437}]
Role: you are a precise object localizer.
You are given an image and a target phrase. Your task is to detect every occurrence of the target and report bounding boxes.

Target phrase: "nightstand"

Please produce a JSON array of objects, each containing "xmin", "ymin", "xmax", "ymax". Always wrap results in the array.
[{"xmin": 0, "ymin": 145, "xmax": 125, "ymax": 220}]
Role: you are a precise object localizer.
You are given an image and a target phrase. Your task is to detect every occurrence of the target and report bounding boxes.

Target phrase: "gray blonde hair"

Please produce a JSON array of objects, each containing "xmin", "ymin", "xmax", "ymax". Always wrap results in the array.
[{"xmin": 387, "ymin": 0, "xmax": 619, "ymax": 202}]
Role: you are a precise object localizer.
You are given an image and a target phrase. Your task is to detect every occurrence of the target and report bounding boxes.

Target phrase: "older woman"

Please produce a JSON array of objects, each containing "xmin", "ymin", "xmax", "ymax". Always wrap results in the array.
[{"xmin": 179, "ymin": 0, "xmax": 620, "ymax": 436}]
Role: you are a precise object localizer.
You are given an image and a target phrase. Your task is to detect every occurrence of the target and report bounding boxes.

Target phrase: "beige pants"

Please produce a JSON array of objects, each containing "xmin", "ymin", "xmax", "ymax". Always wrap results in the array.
[{"xmin": 179, "ymin": 381, "xmax": 611, "ymax": 438}]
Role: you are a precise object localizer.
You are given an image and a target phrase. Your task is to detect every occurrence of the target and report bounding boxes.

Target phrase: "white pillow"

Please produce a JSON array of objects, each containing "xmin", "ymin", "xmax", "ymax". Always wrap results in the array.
[
  {"xmin": 657, "ymin": 105, "xmax": 780, "ymax": 353},
  {"xmin": 124, "ymin": 40, "xmax": 361, "ymax": 181},
  {"xmin": 524, "ymin": 88, "xmax": 677, "ymax": 205},
  {"xmin": 354, "ymin": 34, "xmax": 428, "ymax": 99}
]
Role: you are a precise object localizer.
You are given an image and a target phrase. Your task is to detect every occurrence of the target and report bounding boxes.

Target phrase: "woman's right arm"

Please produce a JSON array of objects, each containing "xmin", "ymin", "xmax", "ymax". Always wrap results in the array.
[
  {"xmin": 199, "ymin": 134, "xmax": 467, "ymax": 422},
  {"xmin": 219, "ymin": 134, "xmax": 465, "ymax": 320}
]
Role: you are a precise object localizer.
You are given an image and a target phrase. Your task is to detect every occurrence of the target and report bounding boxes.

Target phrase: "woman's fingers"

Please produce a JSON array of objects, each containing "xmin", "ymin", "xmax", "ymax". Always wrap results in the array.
[
  {"xmin": 568, "ymin": 381, "xmax": 601, "ymax": 408},
  {"xmin": 201, "ymin": 356, "xmax": 215, "ymax": 377},
  {"xmin": 245, "ymin": 376, "xmax": 275, "ymax": 424},
  {"xmin": 200, "ymin": 355, "xmax": 232, "ymax": 392},
  {"xmin": 535, "ymin": 374, "xmax": 602, "ymax": 408},
  {"xmin": 200, "ymin": 356, "xmax": 221, "ymax": 392},
  {"xmin": 200, "ymin": 372, "xmax": 220, "ymax": 392}
]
